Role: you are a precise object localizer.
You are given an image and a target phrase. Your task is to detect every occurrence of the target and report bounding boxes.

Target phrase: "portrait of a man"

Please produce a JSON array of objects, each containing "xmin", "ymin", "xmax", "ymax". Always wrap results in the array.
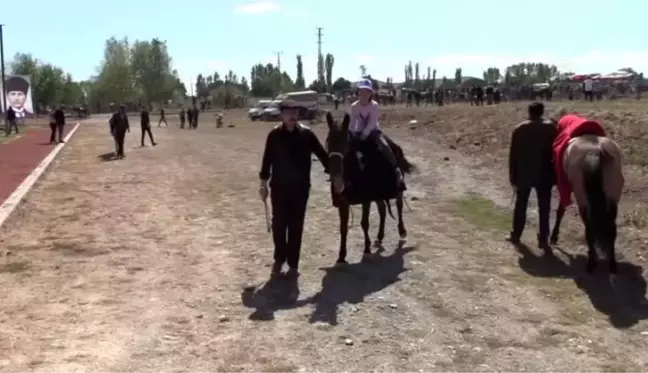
[{"xmin": 5, "ymin": 76, "xmax": 33, "ymax": 118}]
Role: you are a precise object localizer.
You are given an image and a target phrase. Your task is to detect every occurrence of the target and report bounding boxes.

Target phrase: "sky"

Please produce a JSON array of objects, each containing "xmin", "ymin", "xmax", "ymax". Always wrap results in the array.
[{"xmin": 3, "ymin": 0, "xmax": 648, "ymax": 91}]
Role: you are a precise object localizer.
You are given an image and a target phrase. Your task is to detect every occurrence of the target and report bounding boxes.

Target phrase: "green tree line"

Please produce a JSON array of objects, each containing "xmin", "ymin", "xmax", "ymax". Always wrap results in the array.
[{"xmin": 8, "ymin": 33, "xmax": 616, "ymax": 113}]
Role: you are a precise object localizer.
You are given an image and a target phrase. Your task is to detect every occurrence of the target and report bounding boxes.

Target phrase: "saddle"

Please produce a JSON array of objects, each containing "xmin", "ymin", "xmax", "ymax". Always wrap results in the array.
[{"xmin": 339, "ymin": 135, "xmax": 405, "ymax": 205}]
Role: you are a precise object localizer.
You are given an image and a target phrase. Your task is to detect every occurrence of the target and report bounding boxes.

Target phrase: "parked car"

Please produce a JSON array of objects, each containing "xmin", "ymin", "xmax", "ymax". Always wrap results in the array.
[
  {"xmin": 248, "ymin": 100, "xmax": 272, "ymax": 121},
  {"xmin": 260, "ymin": 100, "xmax": 282, "ymax": 121}
]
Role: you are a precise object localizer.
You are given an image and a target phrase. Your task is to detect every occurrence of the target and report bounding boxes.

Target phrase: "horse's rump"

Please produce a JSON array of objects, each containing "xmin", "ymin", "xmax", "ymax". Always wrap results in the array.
[{"xmin": 564, "ymin": 135, "xmax": 624, "ymax": 207}]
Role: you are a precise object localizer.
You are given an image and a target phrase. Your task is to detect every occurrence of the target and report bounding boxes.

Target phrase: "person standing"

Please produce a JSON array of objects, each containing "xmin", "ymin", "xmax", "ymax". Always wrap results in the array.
[
  {"xmin": 192, "ymin": 107, "xmax": 200, "ymax": 129},
  {"xmin": 140, "ymin": 106, "xmax": 157, "ymax": 146},
  {"xmin": 583, "ymin": 77, "xmax": 594, "ymax": 102},
  {"xmin": 5, "ymin": 106, "xmax": 17, "ymax": 136},
  {"xmin": 110, "ymin": 105, "xmax": 130, "ymax": 159},
  {"xmin": 507, "ymin": 102, "xmax": 557, "ymax": 249},
  {"xmin": 157, "ymin": 107, "xmax": 168, "ymax": 127},
  {"xmin": 179, "ymin": 108, "xmax": 186, "ymax": 129},
  {"xmin": 50, "ymin": 105, "xmax": 66, "ymax": 143},
  {"xmin": 259, "ymin": 100, "xmax": 329, "ymax": 278}
]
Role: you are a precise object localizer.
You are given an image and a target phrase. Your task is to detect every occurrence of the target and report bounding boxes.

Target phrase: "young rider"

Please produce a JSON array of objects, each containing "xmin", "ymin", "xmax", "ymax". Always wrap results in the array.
[{"xmin": 349, "ymin": 79, "xmax": 403, "ymax": 184}]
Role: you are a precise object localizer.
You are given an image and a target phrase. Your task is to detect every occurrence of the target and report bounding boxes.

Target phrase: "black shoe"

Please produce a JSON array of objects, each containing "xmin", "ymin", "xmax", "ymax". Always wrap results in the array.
[
  {"xmin": 271, "ymin": 262, "xmax": 283, "ymax": 277},
  {"xmin": 152, "ymin": 142, "xmax": 157, "ymax": 146},
  {"xmin": 286, "ymin": 267, "xmax": 300, "ymax": 278},
  {"xmin": 58, "ymin": 140, "xmax": 65, "ymax": 144}
]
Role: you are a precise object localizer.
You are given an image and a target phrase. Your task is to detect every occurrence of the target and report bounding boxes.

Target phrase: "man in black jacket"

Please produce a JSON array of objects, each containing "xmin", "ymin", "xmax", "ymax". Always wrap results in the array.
[
  {"xmin": 259, "ymin": 100, "xmax": 329, "ymax": 278},
  {"xmin": 140, "ymin": 106, "xmax": 157, "ymax": 146},
  {"xmin": 507, "ymin": 102, "xmax": 557, "ymax": 249},
  {"xmin": 110, "ymin": 105, "xmax": 130, "ymax": 158},
  {"xmin": 50, "ymin": 105, "xmax": 66, "ymax": 144},
  {"xmin": 4, "ymin": 106, "xmax": 17, "ymax": 136}
]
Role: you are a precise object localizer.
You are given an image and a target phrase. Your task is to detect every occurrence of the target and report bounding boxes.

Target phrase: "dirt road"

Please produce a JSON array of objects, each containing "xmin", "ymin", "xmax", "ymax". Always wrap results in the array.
[{"xmin": 0, "ymin": 113, "xmax": 647, "ymax": 372}]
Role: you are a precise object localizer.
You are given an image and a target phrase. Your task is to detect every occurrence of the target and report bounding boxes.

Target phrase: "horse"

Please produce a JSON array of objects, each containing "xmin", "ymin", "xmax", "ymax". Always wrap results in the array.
[
  {"xmin": 325, "ymin": 112, "xmax": 415, "ymax": 265},
  {"xmin": 549, "ymin": 134, "xmax": 624, "ymax": 274}
]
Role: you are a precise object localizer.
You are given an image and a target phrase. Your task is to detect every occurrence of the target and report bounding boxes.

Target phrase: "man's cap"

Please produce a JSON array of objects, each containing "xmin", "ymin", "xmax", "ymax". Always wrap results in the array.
[
  {"xmin": 5, "ymin": 76, "xmax": 30, "ymax": 94},
  {"xmin": 357, "ymin": 79, "xmax": 373, "ymax": 91},
  {"xmin": 279, "ymin": 99, "xmax": 301, "ymax": 111}
]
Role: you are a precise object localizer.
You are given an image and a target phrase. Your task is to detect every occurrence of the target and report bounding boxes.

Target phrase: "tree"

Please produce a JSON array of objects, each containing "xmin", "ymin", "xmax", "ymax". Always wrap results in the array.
[
  {"xmin": 482, "ymin": 67, "xmax": 501, "ymax": 83},
  {"xmin": 503, "ymin": 62, "xmax": 558, "ymax": 86},
  {"xmin": 324, "ymin": 53, "xmax": 334, "ymax": 92},
  {"xmin": 359, "ymin": 65, "xmax": 367, "ymax": 78},
  {"xmin": 250, "ymin": 63, "xmax": 293, "ymax": 97},
  {"xmin": 454, "ymin": 68, "xmax": 462, "ymax": 86},
  {"xmin": 295, "ymin": 55, "xmax": 305, "ymax": 89},
  {"xmin": 414, "ymin": 62, "xmax": 420, "ymax": 88},
  {"xmin": 331, "ymin": 77, "xmax": 352, "ymax": 93}
]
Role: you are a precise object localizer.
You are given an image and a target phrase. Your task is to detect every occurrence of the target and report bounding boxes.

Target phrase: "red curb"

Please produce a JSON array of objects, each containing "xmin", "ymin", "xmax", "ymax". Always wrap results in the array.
[{"xmin": 0, "ymin": 126, "xmax": 73, "ymax": 205}]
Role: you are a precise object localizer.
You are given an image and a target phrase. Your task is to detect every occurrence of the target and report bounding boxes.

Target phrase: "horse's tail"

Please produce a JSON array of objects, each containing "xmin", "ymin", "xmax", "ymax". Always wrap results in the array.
[
  {"xmin": 386, "ymin": 136, "xmax": 417, "ymax": 174},
  {"xmin": 582, "ymin": 149, "xmax": 610, "ymax": 234},
  {"xmin": 385, "ymin": 199, "xmax": 395, "ymax": 219}
]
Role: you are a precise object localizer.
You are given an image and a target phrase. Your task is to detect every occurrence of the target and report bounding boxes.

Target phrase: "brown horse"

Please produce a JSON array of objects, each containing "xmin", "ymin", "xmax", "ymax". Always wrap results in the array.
[
  {"xmin": 326, "ymin": 112, "xmax": 414, "ymax": 265},
  {"xmin": 550, "ymin": 134, "xmax": 624, "ymax": 274}
]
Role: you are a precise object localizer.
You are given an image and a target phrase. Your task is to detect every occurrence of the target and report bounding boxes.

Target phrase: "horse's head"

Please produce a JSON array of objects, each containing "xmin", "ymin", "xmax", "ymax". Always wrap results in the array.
[{"xmin": 326, "ymin": 112, "xmax": 350, "ymax": 194}]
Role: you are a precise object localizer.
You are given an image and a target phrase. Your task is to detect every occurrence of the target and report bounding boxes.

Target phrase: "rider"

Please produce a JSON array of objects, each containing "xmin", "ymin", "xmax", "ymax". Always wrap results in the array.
[
  {"xmin": 349, "ymin": 78, "xmax": 403, "ymax": 184},
  {"xmin": 553, "ymin": 111, "xmax": 607, "ymax": 208}
]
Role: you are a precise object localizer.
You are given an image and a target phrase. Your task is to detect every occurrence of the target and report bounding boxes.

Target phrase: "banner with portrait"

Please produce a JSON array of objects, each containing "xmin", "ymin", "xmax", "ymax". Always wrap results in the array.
[{"xmin": 1, "ymin": 75, "xmax": 35, "ymax": 118}]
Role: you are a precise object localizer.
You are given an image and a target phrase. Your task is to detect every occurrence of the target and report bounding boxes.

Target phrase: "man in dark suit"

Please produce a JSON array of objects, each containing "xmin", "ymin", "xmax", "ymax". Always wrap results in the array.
[
  {"xmin": 110, "ymin": 105, "xmax": 130, "ymax": 158},
  {"xmin": 258, "ymin": 100, "xmax": 329, "ymax": 277},
  {"xmin": 5, "ymin": 76, "xmax": 33, "ymax": 118},
  {"xmin": 50, "ymin": 105, "xmax": 66, "ymax": 143},
  {"xmin": 4, "ymin": 106, "xmax": 18, "ymax": 136},
  {"xmin": 507, "ymin": 102, "xmax": 557, "ymax": 249},
  {"xmin": 140, "ymin": 106, "xmax": 157, "ymax": 146}
]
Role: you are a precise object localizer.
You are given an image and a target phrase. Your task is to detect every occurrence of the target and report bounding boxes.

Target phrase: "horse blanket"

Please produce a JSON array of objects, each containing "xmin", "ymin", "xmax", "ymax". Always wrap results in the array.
[
  {"xmin": 331, "ymin": 134, "xmax": 407, "ymax": 207},
  {"xmin": 553, "ymin": 114, "xmax": 606, "ymax": 207}
]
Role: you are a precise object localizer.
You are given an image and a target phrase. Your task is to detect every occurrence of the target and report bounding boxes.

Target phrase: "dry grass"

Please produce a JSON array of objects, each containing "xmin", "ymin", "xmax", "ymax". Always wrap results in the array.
[{"xmin": 0, "ymin": 107, "xmax": 646, "ymax": 372}]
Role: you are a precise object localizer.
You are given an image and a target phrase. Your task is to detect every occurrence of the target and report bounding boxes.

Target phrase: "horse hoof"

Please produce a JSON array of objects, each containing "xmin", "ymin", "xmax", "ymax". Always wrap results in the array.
[
  {"xmin": 373, "ymin": 239, "xmax": 383, "ymax": 247},
  {"xmin": 362, "ymin": 252, "xmax": 373, "ymax": 261},
  {"xmin": 335, "ymin": 260, "xmax": 348, "ymax": 268},
  {"xmin": 550, "ymin": 236, "xmax": 558, "ymax": 245}
]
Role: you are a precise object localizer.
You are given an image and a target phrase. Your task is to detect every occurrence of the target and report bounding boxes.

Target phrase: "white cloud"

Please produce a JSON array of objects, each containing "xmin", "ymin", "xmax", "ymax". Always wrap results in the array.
[{"xmin": 233, "ymin": 1, "xmax": 280, "ymax": 14}]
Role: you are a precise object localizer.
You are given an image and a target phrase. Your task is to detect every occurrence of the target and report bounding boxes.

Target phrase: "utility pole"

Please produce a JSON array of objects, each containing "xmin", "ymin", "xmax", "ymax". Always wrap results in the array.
[
  {"xmin": 274, "ymin": 50, "xmax": 283, "ymax": 72},
  {"xmin": 0, "ymin": 24, "xmax": 6, "ymax": 114},
  {"xmin": 316, "ymin": 27, "xmax": 323, "ymax": 87}
]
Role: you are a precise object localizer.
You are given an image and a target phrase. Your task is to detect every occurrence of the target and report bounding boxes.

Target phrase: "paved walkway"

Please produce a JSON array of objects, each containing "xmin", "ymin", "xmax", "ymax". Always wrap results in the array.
[{"xmin": 0, "ymin": 125, "xmax": 73, "ymax": 204}]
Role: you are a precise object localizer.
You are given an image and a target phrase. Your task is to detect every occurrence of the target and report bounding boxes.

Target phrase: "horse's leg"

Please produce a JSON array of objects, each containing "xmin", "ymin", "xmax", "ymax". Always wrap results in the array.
[
  {"xmin": 360, "ymin": 202, "xmax": 372, "ymax": 258},
  {"xmin": 607, "ymin": 202, "xmax": 619, "ymax": 275},
  {"xmin": 579, "ymin": 206, "xmax": 597, "ymax": 273},
  {"xmin": 375, "ymin": 200, "xmax": 386, "ymax": 246},
  {"xmin": 337, "ymin": 204, "xmax": 349, "ymax": 265},
  {"xmin": 396, "ymin": 192, "xmax": 407, "ymax": 242},
  {"xmin": 550, "ymin": 205, "xmax": 566, "ymax": 244}
]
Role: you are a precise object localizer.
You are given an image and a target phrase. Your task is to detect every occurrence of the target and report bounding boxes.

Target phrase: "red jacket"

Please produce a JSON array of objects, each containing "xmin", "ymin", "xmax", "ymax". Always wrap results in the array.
[{"xmin": 553, "ymin": 115, "xmax": 606, "ymax": 207}]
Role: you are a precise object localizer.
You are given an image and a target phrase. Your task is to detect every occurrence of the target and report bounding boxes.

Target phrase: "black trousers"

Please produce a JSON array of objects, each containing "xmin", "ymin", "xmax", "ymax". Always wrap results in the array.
[
  {"xmin": 5, "ymin": 119, "xmax": 18, "ymax": 135},
  {"xmin": 270, "ymin": 188, "xmax": 309, "ymax": 269},
  {"xmin": 512, "ymin": 185, "xmax": 552, "ymax": 241},
  {"xmin": 114, "ymin": 128, "xmax": 127, "ymax": 156},
  {"xmin": 157, "ymin": 117, "xmax": 168, "ymax": 126},
  {"xmin": 141, "ymin": 125, "xmax": 154, "ymax": 145},
  {"xmin": 49, "ymin": 122, "xmax": 64, "ymax": 142}
]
